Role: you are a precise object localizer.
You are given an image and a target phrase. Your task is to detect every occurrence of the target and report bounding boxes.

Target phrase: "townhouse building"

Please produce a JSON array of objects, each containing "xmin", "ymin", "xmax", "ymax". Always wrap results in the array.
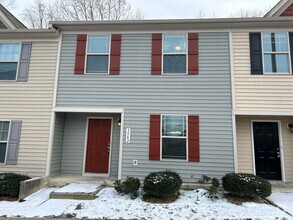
[
  {"xmin": 233, "ymin": 0, "xmax": 293, "ymax": 182},
  {"xmin": 1, "ymin": 0, "xmax": 293, "ymax": 183},
  {"xmin": 0, "ymin": 5, "xmax": 59, "ymax": 176}
]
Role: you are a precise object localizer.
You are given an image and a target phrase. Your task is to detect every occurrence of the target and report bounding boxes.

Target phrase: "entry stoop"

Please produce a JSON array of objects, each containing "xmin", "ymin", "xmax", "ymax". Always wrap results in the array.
[{"xmin": 50, "ymin": 183, "xmax": 106, "ymax": 200}]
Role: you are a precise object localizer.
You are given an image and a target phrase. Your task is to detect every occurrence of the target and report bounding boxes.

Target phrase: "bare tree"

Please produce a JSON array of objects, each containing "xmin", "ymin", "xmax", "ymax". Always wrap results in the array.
[
  {"xmin": 0, "ymin": 0, "xmax": 15, "ymax": 9},
  {"xmin": 230, "ymin": 6, "xmax": 272, "ymax": 18},
  {"xmin": 23, "ymin": 0, "xmax": 144, "ymax": 28},
  {"xmin": 194, "ymin": 10, "xmax": 216, "ymax": 19}
]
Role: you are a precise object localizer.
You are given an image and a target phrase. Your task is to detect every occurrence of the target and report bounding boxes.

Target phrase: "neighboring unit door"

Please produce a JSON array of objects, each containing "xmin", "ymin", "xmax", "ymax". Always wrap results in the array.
[
  {"xmin": 253, "ymin": 122, "xmax": 282, "ymax": 180},
  {"xmin": 85, "ymin": 119, "xmax": 112, "ymax": 174}
]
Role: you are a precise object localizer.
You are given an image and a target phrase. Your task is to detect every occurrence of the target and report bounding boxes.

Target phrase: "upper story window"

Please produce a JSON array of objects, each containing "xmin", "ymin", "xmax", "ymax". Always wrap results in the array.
[
  {"xmin": 161, "ymin": 115, "xmax": 187, "ymax": 160},
  {"xmin": 163, "ymin": 34, "xmax": 187, "ymax": 74},
  {"xmin": 0, "ymin": 43, "xmax": 20, "ymax": 80},
  {"xmin": 86, "ymin": 35, "xmax": 110, "ymax": 74},
  {"xmin": 0, "ymin": 121, "xmax": 10, "ymax": 163},
  {"xmin": 262, "ymin": 32, "xmax": 290, "ymax": 74}
]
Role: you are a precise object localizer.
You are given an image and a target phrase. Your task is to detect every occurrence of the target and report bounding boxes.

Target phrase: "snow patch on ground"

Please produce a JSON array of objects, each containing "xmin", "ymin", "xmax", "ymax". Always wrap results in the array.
[
  {"xmin": 0, "ymin": 188, "xmax": 55, "ymax": 217},
  {"xmin": 268, "ymin": 193, "xmax": 293, "ymax": 215},
  {"xmin": 0, "ymin": 187, "xmax": 291, "ymax": 219},
  {"xmin": 53, "ymin": 183, "xmax": 100, "ymax": 193}
]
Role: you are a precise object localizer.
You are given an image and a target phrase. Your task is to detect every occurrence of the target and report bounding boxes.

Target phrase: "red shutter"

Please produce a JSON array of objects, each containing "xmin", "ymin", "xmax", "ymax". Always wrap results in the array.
[
  {"xmin": 74, "ymin": 34, "xmax": 87, "ymax": 75},
  {"xmin": 188, "ymin": 33, "xmax": 199, "ymax": 75},
  {"xmin": 110, "ymin": 34, "xmax": 121, "ymax": 75},
  {"xmin": 149, "ymin": 114, "xmax": 161, "ymax": 160},
  {"xmin": 188, "ymin": 115, "xmax": 200, "ymax": 162},
  {"xmin": 152, "ymin": 34, "xmax": 162, "ymax": 75}
]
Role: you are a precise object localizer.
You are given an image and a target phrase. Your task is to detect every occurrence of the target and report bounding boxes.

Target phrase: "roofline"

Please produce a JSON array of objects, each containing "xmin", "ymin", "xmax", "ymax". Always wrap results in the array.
[
  {"xmin": 264, "ymin": 0, "xmax": 293, "ymax": 17},
  {"xmin": 0, "ymin": 4, "xmax": 26, "ymax": 29},
  {"xmin": 50, "ymin": 17, "xmax": 293, "ymax": 32},
  {"xmin": 0, "ymin": 29, "xmax": 59, "ymax": 39}
]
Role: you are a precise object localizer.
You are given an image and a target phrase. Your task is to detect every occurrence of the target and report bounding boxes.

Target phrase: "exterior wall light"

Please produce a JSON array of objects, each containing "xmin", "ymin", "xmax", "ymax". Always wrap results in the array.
[{"xmin": 117, "ymin": 118, "xmax": 121, "ymax": 127}]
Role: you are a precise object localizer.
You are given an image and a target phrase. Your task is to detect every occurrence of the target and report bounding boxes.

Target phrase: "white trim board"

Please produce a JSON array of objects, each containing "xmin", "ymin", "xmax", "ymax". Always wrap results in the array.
[
  {"xmin": 53, "ymin": 107, "xmax": 124, "ymax": 113},
  {"xmin": 250, "ymin": 120, "xmax": 286, "ymax": 182},
  {"xmin": 234, "ymin": 110, "xmax": 293, "ymax": 116}
]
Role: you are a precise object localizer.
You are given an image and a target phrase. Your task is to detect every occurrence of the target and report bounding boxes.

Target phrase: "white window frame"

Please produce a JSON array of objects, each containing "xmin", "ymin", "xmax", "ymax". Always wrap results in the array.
[
  {"xmin": 85, "ymin": 34, "xmax": 111, "ymax": 75},
  {"xmin": 261, "ymin": 32, "xmax": 292, "ymax": 75},
  {"xmin": 0, "ymin": 120, "xmax": 11, "ymax": 165},
  {"xmin": 0, "ymin": 42, "xmax": 21, "ymax": 81},
  {"xmin": 160, "ymin": 114, "xmax": 188, "ymax": 161},
  {"xmin": 162, "ymin": 33, "xmax": 188, "ymax": 75}
]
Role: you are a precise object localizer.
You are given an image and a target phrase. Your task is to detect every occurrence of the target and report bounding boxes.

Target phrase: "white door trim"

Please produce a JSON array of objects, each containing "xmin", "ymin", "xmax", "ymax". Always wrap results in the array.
[
  {"xmin": 82, "ymin": 117, "xmax": 113, "ymax": 177},
  {"xmin": 250, "ymin": 120, "xmax": 286, "ymax": 182}
]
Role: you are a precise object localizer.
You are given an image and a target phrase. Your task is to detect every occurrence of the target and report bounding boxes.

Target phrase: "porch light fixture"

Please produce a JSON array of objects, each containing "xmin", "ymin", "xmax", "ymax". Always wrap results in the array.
[
  {"xmin": 117, "ymin": 118, "xmax": 121, "ymax": 127},
  {"xmin": 288, "ymin": 123, "xmax": 293, "ymax": 132}
]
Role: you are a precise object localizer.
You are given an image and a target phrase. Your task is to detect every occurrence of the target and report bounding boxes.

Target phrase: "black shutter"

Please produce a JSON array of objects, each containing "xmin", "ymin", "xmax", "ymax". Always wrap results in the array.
[
  {"xmin": 249, "ymin": 33, "xmax": 263, "ymax": 75},
  {"xmin": 289, "ymin": 33, "xmax": 293, "ymax": 74}
]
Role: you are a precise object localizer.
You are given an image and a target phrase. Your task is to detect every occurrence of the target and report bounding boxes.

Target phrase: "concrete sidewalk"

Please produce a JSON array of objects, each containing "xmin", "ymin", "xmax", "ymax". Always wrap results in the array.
[{"xmin": 268, "ymin": 193, "xmax": 293, "ymax": 216}]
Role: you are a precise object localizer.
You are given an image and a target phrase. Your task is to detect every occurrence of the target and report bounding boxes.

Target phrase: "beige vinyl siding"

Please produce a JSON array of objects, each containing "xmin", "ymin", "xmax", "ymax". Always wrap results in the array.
[
  {"xmin": 0, "ymin": 41, "xmax": 58, "ymax": 177},
  {"xmin": 233, "ymin": 32, "xmax": 293, "ymax": 112},
  {"xmin": 236, "ymin": 116, "xmax": 293, "ymax": 182}
]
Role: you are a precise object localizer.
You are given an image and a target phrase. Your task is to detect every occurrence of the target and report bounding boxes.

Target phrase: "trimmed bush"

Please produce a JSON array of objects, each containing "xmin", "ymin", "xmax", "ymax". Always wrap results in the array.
[
  {"xmin": 143, "ymin": 170, "xmax": 182, "ymax": 198},
  {"xmin": 222, "ymin": 173, "xmax": 272, "ymax": 198},
  {"xmin": 114, "ymin": 176, "xmax": 140, "ymax": 199},
  {"xmin": 198, "ymin": 175, "xmax": 220, "ymax": 198},
  {"xmin": 0, "ymin": 173, "xmax": 30, "ymax": 197}
]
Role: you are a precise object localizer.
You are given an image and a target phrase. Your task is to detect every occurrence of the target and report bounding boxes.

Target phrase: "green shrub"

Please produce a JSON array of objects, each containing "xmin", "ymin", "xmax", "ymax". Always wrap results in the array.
[
  {"xmin": 222, "ymin": 173, "xmax": 272, "ymax": 198},
  {"xmin": 198, "ymin": 175, "xmax": 220, "ymax": 198},
  {"xmin": 0, "ymin": 173, "xmax": 30, "ymax": 197},
  {"xmin": 143, "ymin": 170, "xmax": 182, "ymax": 198},
  {"xmin": 114, "ymin": 176, "xmax": 140, "ymax": 199}
]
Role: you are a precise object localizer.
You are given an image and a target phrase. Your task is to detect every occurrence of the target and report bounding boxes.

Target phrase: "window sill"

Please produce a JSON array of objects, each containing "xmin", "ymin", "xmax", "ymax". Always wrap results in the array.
[{"xmin": 160, "ymin": 158, "xmax": 188, "ymax": 162}]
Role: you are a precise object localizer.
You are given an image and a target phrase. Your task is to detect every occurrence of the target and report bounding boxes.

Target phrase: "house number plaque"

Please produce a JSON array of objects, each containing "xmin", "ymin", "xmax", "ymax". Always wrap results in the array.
[{"xmin": 126, "ymin": 128, "xmax": 131, "ymax": 143}]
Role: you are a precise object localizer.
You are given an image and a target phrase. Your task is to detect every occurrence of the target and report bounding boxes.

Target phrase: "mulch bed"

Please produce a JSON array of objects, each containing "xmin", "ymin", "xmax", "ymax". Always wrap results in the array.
[
  {"xmin": 0, "ymin": 196, "xmax": 18, "ymax": 201},
  {"xmin": 224, "ymin": 194, "xmax": 269, "ymax": 205}
]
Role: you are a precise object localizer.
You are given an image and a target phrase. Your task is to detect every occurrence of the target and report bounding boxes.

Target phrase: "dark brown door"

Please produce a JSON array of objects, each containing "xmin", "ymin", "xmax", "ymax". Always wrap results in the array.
[
  {"xmin": 85, "ymin": 119, "xmax": 111, "ymax": 174},
  {"xmin": 253, "ymin": 122, "xmax": 281, "ymax": 180}
]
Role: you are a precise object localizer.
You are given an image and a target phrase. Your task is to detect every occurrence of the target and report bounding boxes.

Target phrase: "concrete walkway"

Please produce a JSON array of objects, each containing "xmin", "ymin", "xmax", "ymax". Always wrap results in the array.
[{"xmin": 268, "ymin": 193, "xmax": 293, "ymax": 216}]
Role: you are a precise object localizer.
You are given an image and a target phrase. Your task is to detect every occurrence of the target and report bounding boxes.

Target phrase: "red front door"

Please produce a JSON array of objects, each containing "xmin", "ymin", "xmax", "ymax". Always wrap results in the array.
[{"xmin": 85, "ymin": 119, "xmax": 111, "ymax": 174}]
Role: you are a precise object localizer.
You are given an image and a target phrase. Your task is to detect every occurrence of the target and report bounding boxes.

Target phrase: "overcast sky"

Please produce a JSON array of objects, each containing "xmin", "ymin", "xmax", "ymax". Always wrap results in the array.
[{"xmin": 11, "ymin": 0, "xmax": 281, "ymax": 21}]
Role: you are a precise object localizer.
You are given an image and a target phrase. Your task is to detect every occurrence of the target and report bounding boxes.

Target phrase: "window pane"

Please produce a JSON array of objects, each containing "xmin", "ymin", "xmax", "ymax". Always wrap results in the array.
[
  {"xmin": 162, "ymin": 115, "xmax": 186, "ymax": 137},
  {"xmin": 163, "ymin": 34, "xmax": 186, "ymax": 53},
  {"xmin": 2, "ymin": 122, "xmax": 9, "ymax": 131},
  {"xmin": 87, "ymin": 35, "xmax": 110, "ymax": 53},
  {"xmin": 86, "ymin": 55, "xmax": 109, "ymax": 73},
  {"xmin": 0, "ymin": 143, "xmax": 6, "ymax": 163},
  {"xmin": 0, "ymin": 132, "xmax": 8, "ymax": 141},
  {"xmin": 0, "ymin": 62, "xmax": 17, "ymax": 80},
  {"xmin": 264, "ymin": 54, "xmax": 289, "ymax": 73},
  {"xmin": 162, "ymin": 138, "xmax": 186, "ymax": 159},
  {"xmin": 163, "ymin": 55, "xmax": 186, "ymax": 73},
  {"xmin": 263, "ymin": 32, "xmax": 288, "ymax": 52},
  {"xmin": 0, "ymin": 121, "xmax": 9, "ymax": 141},
  {"xmin": 0, "ymin": 43, "xmax": 20, "ymax": 61}
]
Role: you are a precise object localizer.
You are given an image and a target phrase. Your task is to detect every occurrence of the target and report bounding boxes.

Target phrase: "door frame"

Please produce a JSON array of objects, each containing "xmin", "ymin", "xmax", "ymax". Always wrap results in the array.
[
  {"xmin": 82, "ymin": 117, "xmax": 114, "ymax": 177},
  {"xmin": 250, "ymin": 120, "xmax": 286, "ymax": 182}
]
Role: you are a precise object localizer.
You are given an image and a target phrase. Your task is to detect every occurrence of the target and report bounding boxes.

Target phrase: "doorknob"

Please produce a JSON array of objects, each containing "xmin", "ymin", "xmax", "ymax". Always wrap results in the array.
[
  {"xmin": 277, "ymin": 151, "xmax": 280, "ymax": 158},
  {"xmin": 108, "ymin": 146, "xmax": 110, "ymax": 153}
]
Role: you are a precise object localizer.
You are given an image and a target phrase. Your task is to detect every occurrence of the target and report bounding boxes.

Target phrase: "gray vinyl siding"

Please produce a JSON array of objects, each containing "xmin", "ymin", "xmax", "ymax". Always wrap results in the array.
[
  {"xmin": 57, "ymin": 33, "xmax": 233, "ymax": 181},
  {"xmin": 50, "ymin": 113, "xmax": 65, "ymax": 175},
  {"xmin": 61, "ymin": 113, "xmax": 120, "ymax": 177}
]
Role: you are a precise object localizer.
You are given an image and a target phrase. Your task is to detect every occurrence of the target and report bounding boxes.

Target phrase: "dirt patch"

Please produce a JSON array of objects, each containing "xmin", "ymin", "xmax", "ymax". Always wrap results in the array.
[
  {"xmin": 225, "ymin": 194, "xmax": 269, "ymax": 205},
  {"xmin": 0, "ymin": 196, "xmax": 18, "ymax": 201},
  {"xmin": 143, "ymin": 193, "xmax": 179, "ymax": 204}
]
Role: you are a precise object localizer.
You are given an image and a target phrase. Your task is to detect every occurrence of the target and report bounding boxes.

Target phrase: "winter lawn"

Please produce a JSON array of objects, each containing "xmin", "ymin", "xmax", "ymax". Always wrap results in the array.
[{"xmin": 0, "ymin": 187, "xmax": 292, "ymax": 219}]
